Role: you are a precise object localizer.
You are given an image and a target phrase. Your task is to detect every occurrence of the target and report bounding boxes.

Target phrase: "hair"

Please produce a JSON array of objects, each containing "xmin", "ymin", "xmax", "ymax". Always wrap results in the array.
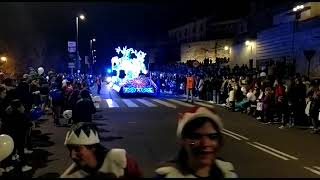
[
  {"xmin": 80, "ymin": 89, "xmax": 91, "ymax": 99},
  {"xmin": 10, "ymin": 99, "xmax": 23, "ymax": 110}
]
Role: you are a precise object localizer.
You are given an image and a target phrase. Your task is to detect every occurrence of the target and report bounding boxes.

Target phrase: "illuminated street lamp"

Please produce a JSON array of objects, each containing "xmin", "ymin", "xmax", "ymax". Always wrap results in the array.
[
  {"xmin": 224, "ymin": 46, "xmax": 229, "ymax": 51},
  {"xmin": 0, "ymin": 56, "xmax": 7, "ymax": 62},
  {"xmin": 76, "ymin": 14, "xmax": 86, "ymax": 73}
]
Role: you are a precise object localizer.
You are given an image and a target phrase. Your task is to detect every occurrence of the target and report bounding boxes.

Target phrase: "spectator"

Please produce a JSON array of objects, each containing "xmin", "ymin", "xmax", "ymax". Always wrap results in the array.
[
  {"xmin": 72, "ymin": 89, "xmax": 96, "ymax": 123},
  {"xmin": 1, "ymin": 99, "xmax": 33, "ymax": 173},
  {"xmin": 154, "ymin": 107, "xmax": 237, "ymax": 178},
  {"xmin": 61, "ymin": 122, "xmax": 142, "ymax": 178}
]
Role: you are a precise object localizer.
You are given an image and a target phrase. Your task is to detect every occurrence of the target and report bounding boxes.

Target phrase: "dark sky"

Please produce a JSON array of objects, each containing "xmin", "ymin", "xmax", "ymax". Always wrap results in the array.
[{"xmin": 0, "ymin": 1, "xmax": 256, "ymax": 71}]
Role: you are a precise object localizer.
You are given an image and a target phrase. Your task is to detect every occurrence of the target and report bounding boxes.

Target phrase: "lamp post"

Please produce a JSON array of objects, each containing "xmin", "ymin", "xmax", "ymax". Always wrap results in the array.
[
  {"xmin": 291, "ymin": 4, "xmax": 305, "ymax": 73},
  {"xmin": 76, "ymin": 14, "xmax": 85, "ymax": 73},
  {"xmin": 90, "ymin": 38, "xmax": 96, "ymax": 74}
]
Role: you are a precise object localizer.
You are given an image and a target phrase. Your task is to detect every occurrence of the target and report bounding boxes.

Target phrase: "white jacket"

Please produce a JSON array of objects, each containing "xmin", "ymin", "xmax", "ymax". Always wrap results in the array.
[
  {"xmin": 60, "ymin": 149, "xmax": 127, "ymax": 178},
  {"xmin": 155, "ymin": 159, "xmax": 237, "ymax": 178}
]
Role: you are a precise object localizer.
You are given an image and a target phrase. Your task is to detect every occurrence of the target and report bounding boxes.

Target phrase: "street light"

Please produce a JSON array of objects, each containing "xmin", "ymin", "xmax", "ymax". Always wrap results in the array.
[
  {"xmin": 290, "ymin": 4, "xmax": 305, "ymax": 74},
  {"xmin": 224, "ymin": 46, "xmax": 229, "ymax": 51},
  {"xmin": 76, "ymin": 14, "xmax": 86, "ymax": 73},
  {"xmin": 92, "ymin": 38, "xmax": 96, "ymax": 42},
  {"xmin": 0, "ymin": 56, "xmax": 7, "ymax": 62},
  {"xmin": 79, "ymin": 14, "xmax": 85, "ymax": 20}
]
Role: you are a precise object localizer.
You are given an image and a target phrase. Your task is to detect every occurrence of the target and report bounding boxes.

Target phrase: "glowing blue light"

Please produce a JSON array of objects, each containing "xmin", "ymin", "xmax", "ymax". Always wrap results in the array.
[
  {"xmin": 89, "ymin": 75, "xmax": 92, "ymax": 78},
  {"xmin": 123, "ymin": 87, "xmax": 154, "ymax": 94},
  {"xmin": 107, "ymin": 68, "xmax": 112, "ymax": 73}
]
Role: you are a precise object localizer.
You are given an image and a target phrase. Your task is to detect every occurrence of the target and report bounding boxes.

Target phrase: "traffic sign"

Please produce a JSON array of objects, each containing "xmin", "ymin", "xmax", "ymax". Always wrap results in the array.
[{"xmin": 68, "ymin": 41, "xmax": 76, "ymax": 53}]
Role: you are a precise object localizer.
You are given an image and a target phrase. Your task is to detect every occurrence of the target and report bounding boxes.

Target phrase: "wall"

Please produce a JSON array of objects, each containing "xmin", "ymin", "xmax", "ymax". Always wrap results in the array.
[
  {"xmin": 180, "ymin": 39, "xmax": 232, "ymax": 63},
  {"xmin": 293, "ymin": 27, "xmax": 320, "ymax": 77},
  {"xmin": 230, "ymin": 42, "xmax": 257, "ymax": 68}
]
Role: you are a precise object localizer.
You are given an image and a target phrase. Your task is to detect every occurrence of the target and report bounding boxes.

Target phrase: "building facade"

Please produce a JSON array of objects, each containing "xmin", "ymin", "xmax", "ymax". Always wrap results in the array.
[{"xmin": 256, "ymin": 2, "xmax": 320, "ymax": 77}]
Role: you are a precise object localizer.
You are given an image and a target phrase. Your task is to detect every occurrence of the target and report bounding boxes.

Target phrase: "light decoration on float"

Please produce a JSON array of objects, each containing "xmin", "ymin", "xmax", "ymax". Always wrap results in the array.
[{"xmin": 111, "ymin": 46, "xmax": 147, "ymax": 81}]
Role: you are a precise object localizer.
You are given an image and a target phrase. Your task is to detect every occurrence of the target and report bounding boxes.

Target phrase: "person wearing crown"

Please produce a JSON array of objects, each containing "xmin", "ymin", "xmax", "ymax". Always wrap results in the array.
[
  {"xmin": 61, "ymin": 122, "xmax": 142, "ymax": 178},
  {"xmin": 154, "ymin": 107, "xmax": 237, "ymax": 178}
]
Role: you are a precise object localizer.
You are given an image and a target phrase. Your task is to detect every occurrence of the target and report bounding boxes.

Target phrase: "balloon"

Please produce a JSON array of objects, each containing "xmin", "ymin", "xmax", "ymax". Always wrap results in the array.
[
  {"xmin": 0, "ymin": 134, "xmax": 14, "ymax": 161},
  {"xmin": 63, "ymin": 110, "xmax": 72, "ymax": 120},
  {"xmin": 62, "ymin": 79, "xmax": 68, "ymax": 87},
  {"xmin": 93, "ymin": 96, "xmax": 101, "ymax": 103},
  {"xmin": 30, "ymin": 106, "xmax": 43, "ymax": 121},
  {"xmin": 38, "ymin": 67, "xmax": 44, "ymax": 75},
  {"xmin": 260, "ymin": 72, "xmax": 267, "ymax": 77}
]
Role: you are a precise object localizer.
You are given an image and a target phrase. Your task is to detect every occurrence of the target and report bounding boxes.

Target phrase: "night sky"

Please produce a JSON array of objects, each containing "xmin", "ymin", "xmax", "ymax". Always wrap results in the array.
[{"xmin": 0, "ymin": 0, "xmax": 276, "ymax": 72}]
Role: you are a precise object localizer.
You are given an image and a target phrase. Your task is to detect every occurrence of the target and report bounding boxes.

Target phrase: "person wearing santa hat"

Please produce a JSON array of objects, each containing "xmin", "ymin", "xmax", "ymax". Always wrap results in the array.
[
  {"xmin": 154, "ymin": 107, "xmax": 237, "ymax": 178},
  {"xmin": 61, "ymin": 122, "xmax": 142, "ymax": 178}
]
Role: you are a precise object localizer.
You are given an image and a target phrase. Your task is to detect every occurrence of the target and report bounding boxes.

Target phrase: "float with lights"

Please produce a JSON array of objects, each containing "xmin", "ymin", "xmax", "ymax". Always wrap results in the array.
[{"xmin": 110, "ymin": 46, "xmax": 157, "ymax": 96}]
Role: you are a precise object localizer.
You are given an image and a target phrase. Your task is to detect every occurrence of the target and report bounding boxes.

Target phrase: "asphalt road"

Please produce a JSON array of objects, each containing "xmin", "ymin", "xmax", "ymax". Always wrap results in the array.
[{"xmin": 29, "ymin": 83, "xmax": 320, "ymax": 178}]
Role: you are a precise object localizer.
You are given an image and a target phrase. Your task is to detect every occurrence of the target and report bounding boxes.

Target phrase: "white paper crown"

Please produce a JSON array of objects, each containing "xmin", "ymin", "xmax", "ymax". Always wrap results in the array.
[
  {"xmin": 176, "ymin": 107, "xmax": 223, "ymax": 139},
  {"xmin": 64, "ymin": 129, "xmax": 100, "ymax": 145}
]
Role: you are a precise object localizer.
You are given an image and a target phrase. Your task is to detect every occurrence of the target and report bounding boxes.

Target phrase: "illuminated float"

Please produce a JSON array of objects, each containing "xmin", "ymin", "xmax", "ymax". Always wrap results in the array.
[{"xmin": 110, "ymin": 46, "xmax": 157, "ymax": 96}]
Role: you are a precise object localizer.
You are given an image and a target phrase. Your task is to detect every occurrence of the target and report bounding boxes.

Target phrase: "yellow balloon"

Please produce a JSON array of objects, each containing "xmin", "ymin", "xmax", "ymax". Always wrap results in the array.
[{"xmin": 0, "ymin": 134, "xmax": 14, "ymax": 161}]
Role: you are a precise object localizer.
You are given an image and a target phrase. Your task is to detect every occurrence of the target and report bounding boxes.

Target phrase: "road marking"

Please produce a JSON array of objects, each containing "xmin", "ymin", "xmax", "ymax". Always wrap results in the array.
[
  {"xmin": 106, "ymin": 99, "xmax": 119, "ymax": 108},
  {"xmin": 136, "ymin": 99, "xmax": 157, "ymax": 107},
  {"xmin": 151, "ymin": 99, "xmax": 177, "ymax": 108},
  {"xmin": 194, "ymin": 101, "xmax": 214, "ymax": 108},
  {"xmin": 222, "ymin": 131, "xmax": 242, "ymax": 140},
  {"xmin": 223, "ymin": 129, "xmax": 249, "ymax": 140},
  {"xmin": 304, "ymin": 167, "xmax": 320, "ymax": 176},
  {"xmin": 252, "ymin": 142, "xmax": 298, "ymax": 160},
  {"xmin": 247, "ymin": 142, "xmax": 290, "ymax": 160},
  {"xmin": 122, "ymin": 99, "xmax": 139, "ymax": 107},
  {"xmin": 167, "ymin": 99, "xmax": 195, "ymax": 107},
  {"xmin": 313, "ymin": 166, "xmax": 320, "ymax": 171}
]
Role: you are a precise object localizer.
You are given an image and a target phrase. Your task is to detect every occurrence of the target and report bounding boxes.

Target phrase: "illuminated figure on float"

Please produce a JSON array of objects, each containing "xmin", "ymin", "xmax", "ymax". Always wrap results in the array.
[{"xmin": 111, "ymin": 46, "xmax": 157, "ymax": 95}]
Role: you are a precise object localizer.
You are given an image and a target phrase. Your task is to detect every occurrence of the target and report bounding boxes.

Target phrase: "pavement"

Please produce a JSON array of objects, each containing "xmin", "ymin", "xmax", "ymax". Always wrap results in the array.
[{"xmin": 24, "ymin": 83, "xmax": 320, "ymax": 178}]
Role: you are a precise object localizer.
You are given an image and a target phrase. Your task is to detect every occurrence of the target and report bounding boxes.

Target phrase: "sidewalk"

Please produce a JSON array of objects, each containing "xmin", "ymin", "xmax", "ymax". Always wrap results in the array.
[{"xmin": 27, "ymin": 114, "xmax": 71, "ymax": 178}]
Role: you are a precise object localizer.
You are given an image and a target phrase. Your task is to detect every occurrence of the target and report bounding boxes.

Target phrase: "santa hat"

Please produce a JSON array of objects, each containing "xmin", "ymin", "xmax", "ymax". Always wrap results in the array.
[
  {"xmin": 176, "ymin": 107, "xmax": 223, "ymax": 139},
  {"xmin": 64, "ymin": 122, "xmax": 100, "ymax": 145}
]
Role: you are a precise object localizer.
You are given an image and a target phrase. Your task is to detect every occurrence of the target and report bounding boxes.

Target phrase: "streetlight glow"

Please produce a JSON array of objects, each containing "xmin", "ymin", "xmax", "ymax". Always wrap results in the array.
[
  {"xmin": 0, "ymin": 56, "xmax": 7, "ymax": 62},
  {"xmin": 224, "ymin": 46, "xmax": 229, "ymax": 51},
  {"xmin": 293, "ymin": 4, "xmax": 304, "ymax": 12},
  {"xmin": 93, "ymin": 50, "xmax": 96, "ymax": 52},
  {"xmin": 79, "ymin": 14, "xmax": 85, "ymax": 20},
  {"xmin": 92, "ymin": 38, "xmax": 96, "ymax": 42},
  {"xmin": 245, "ymin": 40, "xmax": 251, "ymax": 46}
]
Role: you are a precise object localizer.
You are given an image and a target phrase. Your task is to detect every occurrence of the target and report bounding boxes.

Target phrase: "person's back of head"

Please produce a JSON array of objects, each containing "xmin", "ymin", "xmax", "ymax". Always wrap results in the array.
[{"xmin": 80, "ymin": 89, "xmax": 91, "ymax": 99}]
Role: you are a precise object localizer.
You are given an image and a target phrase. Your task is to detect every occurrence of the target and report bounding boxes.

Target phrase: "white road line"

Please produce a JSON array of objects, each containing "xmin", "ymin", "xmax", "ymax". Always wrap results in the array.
[
  {"xmin": 151, "ymin": 99, "xmax": 177, "ymax": 108},
  {"xmin": 221, "ymin": 131, "xmax": 242, "ymax": 141},
  {"xmin": 304, "ymin": 167, "xmax": 320, "ymax": 176},
  {"xmin": 122, "ymin": 99, "xmax": 139, "ymax": 107},
  {"xmin": 247, "ymin": 142, "xmax": 290, "ymax": 160},
  {"xmin": 252, "ymin": 142, "xmax": 298, "ymax": 160},
  {"xmin": 167, "ymin": 99, "xmax": 195, "ymax": 107},
  {"xmin": 194, "ymin": 101, "xmax": 214, "ymax": 108},
  {"xmin": 106, "ymin": 99, "xmax": 119, "ymax": 108},
  {"xmin": 313, "ymin": 166, "xmax": 320, "ymax": 171},
  {"xmin": 136, "ymin": 99, "xmax": 157, "ymax": 107},
  {"xmin": 223, "ymin": 129, "xmax": 249, "ymax": 140}
]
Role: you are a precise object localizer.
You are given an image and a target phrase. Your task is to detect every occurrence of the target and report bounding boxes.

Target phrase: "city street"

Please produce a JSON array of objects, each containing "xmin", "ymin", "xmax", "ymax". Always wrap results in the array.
[{"xmin": 29, "ymin": 83, "xmax": 320, "ymax": 178}]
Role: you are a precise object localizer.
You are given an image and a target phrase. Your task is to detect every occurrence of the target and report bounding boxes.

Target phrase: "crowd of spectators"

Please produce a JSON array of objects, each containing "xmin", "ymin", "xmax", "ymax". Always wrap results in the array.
[{"xmin": 151, "ymin": 61, "xmax": 319, "ymax": 134}]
